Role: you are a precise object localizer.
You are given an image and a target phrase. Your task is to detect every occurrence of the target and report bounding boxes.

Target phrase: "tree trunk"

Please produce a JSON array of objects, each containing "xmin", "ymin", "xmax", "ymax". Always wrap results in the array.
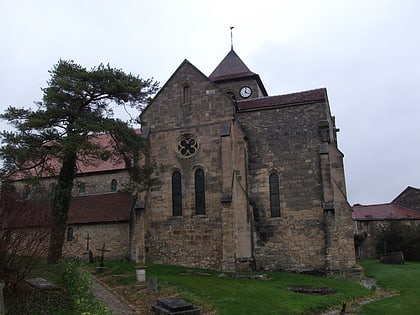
[{"xmin": 47, "ymin": 150, "xmax": 77, "ymax": 264}]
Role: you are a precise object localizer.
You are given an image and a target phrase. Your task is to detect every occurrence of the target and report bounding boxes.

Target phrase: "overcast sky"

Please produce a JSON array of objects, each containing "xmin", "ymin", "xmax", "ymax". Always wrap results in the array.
[{"xmin": 1, "ymin": 0, "xmax": 419, "ymax": 205}]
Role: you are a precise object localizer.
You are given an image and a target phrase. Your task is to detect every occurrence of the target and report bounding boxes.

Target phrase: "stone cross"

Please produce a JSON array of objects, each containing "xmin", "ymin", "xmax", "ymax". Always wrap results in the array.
[
  {"xmin": 84, "ymin": 233, "xmax": 92, "ymax": 251},
  {"xmin": 96, "ymin": 244, "xmax": 110, "ymax": 268}
]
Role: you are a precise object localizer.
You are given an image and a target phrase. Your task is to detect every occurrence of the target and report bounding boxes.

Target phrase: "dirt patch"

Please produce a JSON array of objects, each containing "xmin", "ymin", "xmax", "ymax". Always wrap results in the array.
[
  {"xmin": 287, "ymin": 286, "xmax": 337, "ymax": 295},
  {"xmin": 111, "ymin": 284, "xmax": 215, "ymax": 314}
]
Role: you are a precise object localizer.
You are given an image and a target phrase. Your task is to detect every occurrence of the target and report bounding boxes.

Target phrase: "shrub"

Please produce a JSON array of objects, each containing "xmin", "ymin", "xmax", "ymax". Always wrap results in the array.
[
  {"xmin": 0, "ymin": 185, "xmax": 49, "ymax": 292},
  {"xmin": 57, "ymin": 259, "xmax": 111, "ymax": 315},
  {"xmin": 377, "ymin": 222, "xmax": 420, "ymax": 261}
]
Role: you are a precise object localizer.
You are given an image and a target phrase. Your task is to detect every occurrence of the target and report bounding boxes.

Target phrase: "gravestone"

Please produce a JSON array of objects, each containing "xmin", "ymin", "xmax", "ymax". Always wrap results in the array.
[
  {"xmin": 152, "ymin": 297, "xmax": 200, "ymax": 315},
  {"xmin": 148, "ymin": 277, "xmax": 158, "ymax": 292},
  {"xmin": 96, "ymin": 244, "xmax": 110, "ymax": 272},
  {"xmin": 81, "ymin": 234, "xmax": 93, "ymax": 263},
  {"xmin": 380, "ymin": 252, "xmax": 405, "ymax": 264},
  {"xmin": 26, "ymin": 278, "xmax": 60, "ymax": 291}
]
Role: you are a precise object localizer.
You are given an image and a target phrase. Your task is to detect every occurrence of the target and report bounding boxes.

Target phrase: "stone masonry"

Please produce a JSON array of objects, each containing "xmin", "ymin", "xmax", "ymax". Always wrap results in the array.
[{"xmin": 138, "ymin": 50, "xmax": 357, "ymax": 275}]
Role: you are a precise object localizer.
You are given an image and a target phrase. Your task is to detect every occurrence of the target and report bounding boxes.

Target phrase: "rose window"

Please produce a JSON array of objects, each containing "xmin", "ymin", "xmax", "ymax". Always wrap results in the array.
[{"xmin": 178, "ymin": 137, "xmax": 198, "ymax": 157}]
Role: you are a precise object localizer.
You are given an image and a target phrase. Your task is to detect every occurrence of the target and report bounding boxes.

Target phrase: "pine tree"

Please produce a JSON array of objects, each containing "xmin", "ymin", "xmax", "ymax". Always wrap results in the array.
[{"xmin": 0, "ymin": 60, "xmax": 159, "ymax": 263}]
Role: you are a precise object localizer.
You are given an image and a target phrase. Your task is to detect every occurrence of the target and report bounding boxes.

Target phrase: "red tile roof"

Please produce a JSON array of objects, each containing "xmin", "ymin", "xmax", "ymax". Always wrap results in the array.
[
  {"xmin": 12, "ymin": 132, "xmax": 133, "ymax": 180},
  {"xmin": 3, "ymin": 192, "xmax": 134, "ymax": 228},
  {"xmin": 352, "ymin": 203, "xmax": 420, "ymax": 220},
  {"xmin": 237, "ymin": 88, "xmax": 327, "ymax": 112}
]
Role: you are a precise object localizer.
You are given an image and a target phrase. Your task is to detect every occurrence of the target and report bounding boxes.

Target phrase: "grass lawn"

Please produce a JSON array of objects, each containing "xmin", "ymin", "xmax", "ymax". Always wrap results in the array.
[
  {"xmin": 358, "ymin": 260, "xmax": 420, "ymax": 315},
  {"xmin": 6, "ymin": 259, "xmax": 420, "ymax": 314},
  {"xmin": 97, "ymin": 261, "xmax": 371, "ymax": 314}
]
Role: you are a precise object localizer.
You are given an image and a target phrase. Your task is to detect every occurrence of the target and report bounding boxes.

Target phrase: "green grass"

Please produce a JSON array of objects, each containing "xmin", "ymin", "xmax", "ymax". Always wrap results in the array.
[
  {"xmin": 358, "ymin": 260, "xmax": 420, "ymax": 315},
  {"xmin": 10, "ymin": 259, "xmax": 420, "ymax": 314},
  {"xmin": 98, "ymin": 262, "xmax": 371, "ymax": 314}
]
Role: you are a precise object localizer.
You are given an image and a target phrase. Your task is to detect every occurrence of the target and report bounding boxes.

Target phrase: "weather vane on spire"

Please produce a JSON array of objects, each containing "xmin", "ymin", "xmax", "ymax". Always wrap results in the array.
[{"xmin": 230, "ymin": 26, "xmax": 234, "ymax": 50}]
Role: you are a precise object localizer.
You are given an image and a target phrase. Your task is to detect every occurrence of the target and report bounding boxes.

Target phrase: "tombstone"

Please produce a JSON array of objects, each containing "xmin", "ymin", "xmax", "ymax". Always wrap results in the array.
[
  {"xmin": 0, "ymin": 280, "xmax": 5, "ymax": 315},
  {"xmin": 81, "ymin": 234, "xmax": 93, "ymax": 263},
  {"xmin": 26, "ymin": 278, "xmax": 60, "ymax": 291},
  {"xmin": 96, "ymin": 244, "xmax": 110, "ymax": 272},
  {"xmin": 380, "ymin": 251, "xmax": 405, "ymax": 264},
  {"xmin": 152, "ymin": 297, "xmax": 200, "ymax": 315},
  {"xmin": 147, "ymin": 277, "xmax": 158, "ymax": 292},
  {"xmin": 134, "ymin": 266, "xmax": 146, "ymax": 282}
]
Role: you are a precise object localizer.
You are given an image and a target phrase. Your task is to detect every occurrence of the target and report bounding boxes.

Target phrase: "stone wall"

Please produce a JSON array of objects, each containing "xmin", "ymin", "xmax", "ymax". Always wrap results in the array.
[
  {"xmin": 139, "ymin": 60, "xmax": 356, "ymax": 274},
  {"xmin": 13, "ymin": 170, "xmax": 130, "ymax": 199},
  {"xmin": 354, "ymin": 219, "xmax": 420, "ymax": 259},
  {"xmin": 237, "ymin": 101, "xmax": 356, "ymax": 273},
  {"xmin": 140, "ymin": 61, "xmax": 250, "ymax": 270},
  {"xmin": 238, "ymin": 102, "xmax": 329, "ymax": 272},
  {"xmin": 63, "ymin": 223, "xmax": 130, "ymax": 260},
  {"xmin": 392, "ymin": 187, "xmax": 420, "ymax": 211}
]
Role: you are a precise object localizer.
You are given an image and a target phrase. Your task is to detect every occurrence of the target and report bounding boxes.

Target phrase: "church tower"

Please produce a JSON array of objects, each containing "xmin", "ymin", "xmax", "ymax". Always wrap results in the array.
[{"xmin": 209, "ymin": 49, "xmax": 267, "ymax": 100}]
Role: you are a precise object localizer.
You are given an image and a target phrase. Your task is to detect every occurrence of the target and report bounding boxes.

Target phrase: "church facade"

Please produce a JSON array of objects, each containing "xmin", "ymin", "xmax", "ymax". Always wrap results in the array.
[{"xmin": 135, "ymin": 50, "xmax": 357, "ymax": 275}]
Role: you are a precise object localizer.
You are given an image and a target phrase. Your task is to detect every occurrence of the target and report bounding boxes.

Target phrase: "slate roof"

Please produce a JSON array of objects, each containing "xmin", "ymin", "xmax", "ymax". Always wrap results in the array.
[
  {"xmin": 2, "ymin": 192, "xmax": 134, "ymax": 228},
  {"xmin": 352, "ymin": 203, "xmax": 420, "ymax": 221},
  {"xmin": 237, "ymin": 88, "xmax": 327, "ymax": 112},
  {"xmin": 209, "ymin": 49, "xmax": 256, "ymax": 82}
]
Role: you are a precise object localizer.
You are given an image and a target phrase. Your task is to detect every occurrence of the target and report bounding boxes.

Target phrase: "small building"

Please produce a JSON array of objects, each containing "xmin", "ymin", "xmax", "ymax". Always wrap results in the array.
[
  {"xmin": 353, "ymin": 186, "xmax": 420, "ymax": 259},
  {"xmin": 4, "ymin": 133, "xmax": 136, "ymax": 260}
]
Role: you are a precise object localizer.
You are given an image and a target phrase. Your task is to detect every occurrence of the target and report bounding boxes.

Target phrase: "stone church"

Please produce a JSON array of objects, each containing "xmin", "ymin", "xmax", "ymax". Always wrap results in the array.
[
  {"xmin": 134, "ymin": 49, "xmax": 357, "ymax": 276},
  {"xmin": 6, "ymin": 49, "xmax": 357, "ymax": 276}
]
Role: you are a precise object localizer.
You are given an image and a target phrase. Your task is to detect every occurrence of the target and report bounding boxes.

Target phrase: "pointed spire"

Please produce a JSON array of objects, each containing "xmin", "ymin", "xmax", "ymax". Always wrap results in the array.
[{"xmin": 209, "ymin": 49, "xmax": 256, "ymax": 82}]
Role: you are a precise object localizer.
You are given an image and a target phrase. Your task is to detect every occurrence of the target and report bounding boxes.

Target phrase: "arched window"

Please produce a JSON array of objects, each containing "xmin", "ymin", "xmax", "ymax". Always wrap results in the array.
[
  {"xmin": 183, "ymin": 85, "xmax": 190, "ymax": 103},
  {"xmin": 111, "ymin": 179, "xmax": 118, "ymax": 192},
  {"xmin": 23, "ymin": 185, "xmax": 30, "ymax": 198},
  {"xmin": 67, "ymin": 227, "xmax": 74, "ymax": 241},
  {"xmin": 172, "ymin": 171, "xmax": 182, "ymax": 216},
  {"xmin": 195, "ymin": 169, "xmax": 206, "ymax": 215},
  {"xmin": 269, "ymin": 173, "xmax": 280, "ymax": 217},
  {"xmin": 227, "ymin": 91, "xmax": 236, "ymax": 101},
  {"xmin": 78, "ymin": 182, "xmax": 85, "ymax": 194},
  {"xmin": 49, "ymin": 183, "xmax": 57, "ymax": 196}
]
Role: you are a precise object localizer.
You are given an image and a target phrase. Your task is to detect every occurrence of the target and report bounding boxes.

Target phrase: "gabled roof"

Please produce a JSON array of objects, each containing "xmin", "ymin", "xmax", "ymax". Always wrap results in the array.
[
  {"xmin": 392, "ymin": 186, "xmax": 420, "ymax": 204},
  {"xmin": 2, "ymin": 192, "xmax": 134, "ymax": 228},
  {"xmin": 12, "ymin": 132, "xmax": 133, "ymax": 180},
  {"xmin": 237, "ymin": 88, "xmax": 327, "ymax": 112},
  {"xmin": 209, "ymin": 49, "xmax": 256, "ymax": 81},
  {"xmin": 352, "ymin": 203, "xmax": 420, "ymax": 221}
]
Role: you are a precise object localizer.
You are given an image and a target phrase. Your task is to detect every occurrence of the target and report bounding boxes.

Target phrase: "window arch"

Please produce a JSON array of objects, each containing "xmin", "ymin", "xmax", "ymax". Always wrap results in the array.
[
  {"xmin": 111, "ymin": 179, "xmax": 118, "ymax": 192},
  {"xmin": 49, "ymin": 183, "xmax": 57, "ymax": 195},
  {"xmin": 183, "ymin": 85, "xmax": 190, "ymax": 103},
  {"xmin": 172, "ymin": 171, "xmax": 182, "ymax": 216},
  {"xmin": 67, "ymin": 227, "xmax": 74, "ymax": 241},
  {"xmin": 195, "ymin": 168, "xmax": 206, "ymax": 215},
  {"xmin": 78, "ymin": 182, "xmax": 86, "ymax": 194},
  {"xmin": 269, "ymin": 173, "xmax": 280, "ymax": 217},
  {"xmin": 23, "ymin": 185, "xmax": 30, "ymax": 198}
]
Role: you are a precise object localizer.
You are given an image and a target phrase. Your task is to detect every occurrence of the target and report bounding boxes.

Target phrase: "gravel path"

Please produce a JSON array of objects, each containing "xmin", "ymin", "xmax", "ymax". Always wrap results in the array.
[{"xmin": 91, "ymin": 276, "xmax": 137, "ymax": 314}]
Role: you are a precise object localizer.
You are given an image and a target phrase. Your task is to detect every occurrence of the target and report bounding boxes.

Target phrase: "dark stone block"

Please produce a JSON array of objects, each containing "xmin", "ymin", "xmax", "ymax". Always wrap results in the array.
[
  {"xmin": 221, "ymin": 193, "xmax": 232, "ymax": 203},
  {"xmin": 380, "ymin": 252, "xmax": 405, "ymax": 264},
  {"xmin": 158, "ymin": 298, "xmax": 194, "ymax": 312},
  {"xmin": 152, "ymin": 297, "xmax": 200, "ymax": 315},
  {"xmin": 26, "ymin": 278, "xmax": 60, "ymax": 291}
]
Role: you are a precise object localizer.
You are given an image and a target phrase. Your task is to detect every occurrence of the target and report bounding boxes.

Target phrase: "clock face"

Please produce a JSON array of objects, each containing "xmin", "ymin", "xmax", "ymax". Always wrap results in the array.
[{"xmin": 240, "ymin": 86, "xmax": 252, "ymax": 98}]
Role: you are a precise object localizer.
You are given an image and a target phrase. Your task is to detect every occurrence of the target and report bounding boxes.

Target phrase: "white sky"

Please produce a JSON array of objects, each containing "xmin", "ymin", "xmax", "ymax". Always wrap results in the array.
[{"xmin": 1, "ymin": 0, "xmax": 419, "ymax": 205}]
